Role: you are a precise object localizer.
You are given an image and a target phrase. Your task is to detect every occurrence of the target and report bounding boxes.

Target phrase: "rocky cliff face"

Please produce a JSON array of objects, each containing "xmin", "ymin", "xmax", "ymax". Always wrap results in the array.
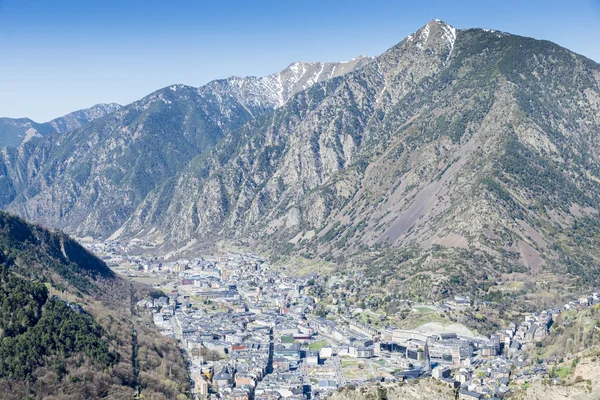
[{"xmin": 2, "ymin": 20, "xmax": 600, "ymax": 297}]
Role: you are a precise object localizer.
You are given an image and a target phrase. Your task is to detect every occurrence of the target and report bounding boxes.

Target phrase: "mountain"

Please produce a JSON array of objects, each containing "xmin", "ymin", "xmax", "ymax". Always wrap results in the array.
[
  {"xmin": 2, "ymin": 20, "xmax": 600, "ymax": 303},
  {"xmin": 0, "ymin": 211, "xmax": 189, "ymax": 399},
  {"xmin": 118, "ymin": 21, "xmax": 600, "ymax": 297},
  {"xmin": 0, "ymin": 118, "xmax": 54, "ymax": 148},
  {"xmin": 0, "ymin": 86, "xmax": 233, "ymax": 236},
  {"xmin": 0, "ymin": 103, "xmax": 121, "ymax": 148},
  {"xmin": 46, "ymin": 102, "xmax": 122, "ymax": 133},
  {"xmin": 0, "ymin": 57, "xmax": 370, "ymax": 239},
  {"xmin": 199, "ymin": 56, "xmax": 374, "ymax": 115}
]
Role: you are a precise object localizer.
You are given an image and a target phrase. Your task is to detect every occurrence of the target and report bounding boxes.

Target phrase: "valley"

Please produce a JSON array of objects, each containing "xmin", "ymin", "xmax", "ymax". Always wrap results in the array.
[
  {"xmin": 1, "ymin": 21, "xmax": 599, "ymax": 311},
  {"xmin": 1, "ymin": 15, "xmax": 600, "ymax": 400},
  {"xmin": 82, "ymin": 236, "xmax": 600, "ymax": 399}
]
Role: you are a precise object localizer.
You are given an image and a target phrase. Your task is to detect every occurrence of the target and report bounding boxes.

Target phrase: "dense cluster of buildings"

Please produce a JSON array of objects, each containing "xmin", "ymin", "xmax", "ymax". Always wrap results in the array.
[
  {"xmin": 84, "ymin": 239, "xmax": 600, "ymax": 399},
  {"xmin": 426, "ymin": 290, "xmax": 600, "ymax": 399},
  {"xmin": 133, "ymin": 252, "xmax": 512, "ymax": 399}
]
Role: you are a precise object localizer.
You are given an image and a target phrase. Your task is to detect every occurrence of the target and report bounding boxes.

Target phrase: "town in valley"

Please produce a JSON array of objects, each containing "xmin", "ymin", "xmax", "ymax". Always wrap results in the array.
[{"xmin": 81, "ymin": 239, "xmax": 600, "ymax": 400}]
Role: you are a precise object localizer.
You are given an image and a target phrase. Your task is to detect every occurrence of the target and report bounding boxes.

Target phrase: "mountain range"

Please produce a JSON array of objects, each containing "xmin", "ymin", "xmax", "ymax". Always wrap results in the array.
[
  {"xmin": 1, "ymin": 20, "xmax": 600, "ymax": 300},
  {"xmin": 0, "ymin": 103, "xmax": 121, "ymax": 148}
]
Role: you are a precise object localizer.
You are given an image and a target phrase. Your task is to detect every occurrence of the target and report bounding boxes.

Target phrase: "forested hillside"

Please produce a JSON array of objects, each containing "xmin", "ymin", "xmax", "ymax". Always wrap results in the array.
[
  {"xmin": 0, "ymin": 212, "xmax": 189, "ymax": 399},
  {"xmin": 0, "ymin": 267, "xmax": 116, "ymax": 379}
]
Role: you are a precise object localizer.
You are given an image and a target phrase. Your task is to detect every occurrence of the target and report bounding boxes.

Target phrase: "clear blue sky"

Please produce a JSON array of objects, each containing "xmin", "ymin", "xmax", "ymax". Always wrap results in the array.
[{"xmin": 1, "ymin": 0, "xmax": 599, "ymax": 122}]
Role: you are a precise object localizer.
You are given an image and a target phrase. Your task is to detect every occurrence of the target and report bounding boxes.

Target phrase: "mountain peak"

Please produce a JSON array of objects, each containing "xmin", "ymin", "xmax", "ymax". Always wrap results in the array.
[
  {"xmin": 429, "ymin": 18, "xmax": 452, "ymax": 27},
  {"xmin": 401, "ymin": 19, "xmax": 457, "ymax": 58}
]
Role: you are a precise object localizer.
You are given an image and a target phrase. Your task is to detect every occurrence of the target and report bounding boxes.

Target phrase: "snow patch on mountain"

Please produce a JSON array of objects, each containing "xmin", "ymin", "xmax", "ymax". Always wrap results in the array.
[
  {"xmin": 198, "ymin": 55, "xmax": 374, "ymax": 114},
  {"xmin": 440, "ymin": 23, "xmax": 457, "ymax": 60}
]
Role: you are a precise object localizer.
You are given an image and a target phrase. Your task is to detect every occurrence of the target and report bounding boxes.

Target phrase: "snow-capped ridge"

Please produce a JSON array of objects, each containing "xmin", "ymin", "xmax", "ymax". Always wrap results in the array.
[
  {"xmin": 404, "ymin": 20, "xmax": 457, "ymax": 59},
  {"xmin": 199, "ymin": 55, "xmax": 374, "ymax": 111}
]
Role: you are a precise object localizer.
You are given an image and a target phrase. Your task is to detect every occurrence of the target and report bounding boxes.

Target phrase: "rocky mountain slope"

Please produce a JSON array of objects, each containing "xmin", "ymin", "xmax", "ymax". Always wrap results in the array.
[
  {"xmin": 0, "ymin": 211, "xmax": 189, "ymax": 399},
  {"xmin": 121, "ymin": 21, "xmax": 600, "ymax": 291},
  {"xmin": 0, "ymin": 56, "xmax": 370, "ymax": 239},
  {"xmin": 199, "ymin": 56, "xmax": 373, "ymax": 115},
  {"xmin": 0, "ymin": 103, "xmax": 121, "ymax": 148},
  {"xmin": 2, "ymin": 20, "xmax": 600, "ymax": 300}
]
